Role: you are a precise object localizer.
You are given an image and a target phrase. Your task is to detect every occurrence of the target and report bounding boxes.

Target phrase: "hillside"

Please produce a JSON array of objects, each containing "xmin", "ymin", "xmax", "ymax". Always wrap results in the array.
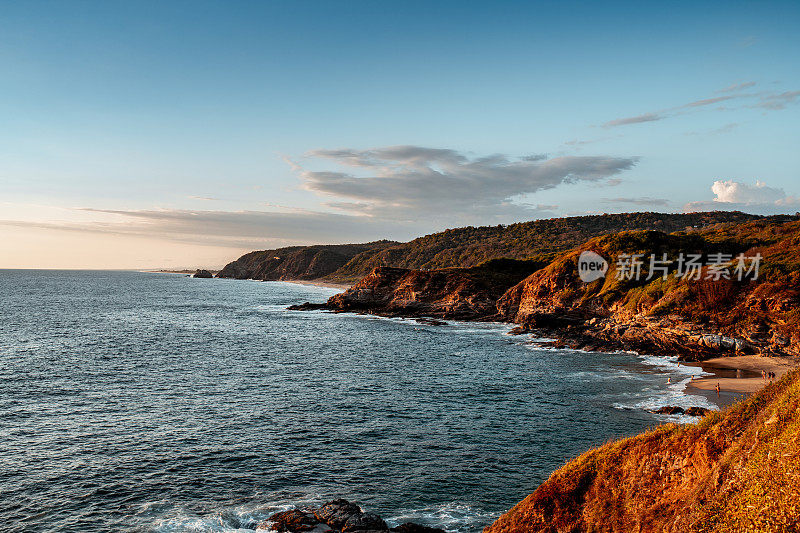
[
  {"xmin": 485, "ymin": 369, "xmax": 800, "ymax": 532},
  {"xmin": 217, "ymin": 212, "xmax": 762, "ymax": 283},
  {"xmin": 325, "ymin": 211, "xmax": 761, "ymax": 282},
  {"xmin": 216, "ymin": 241, "xmax": 397, "ymax": 281},
  {"xmin": 497, "ymin": 216, "xmax": 800, "ymax": 358}
]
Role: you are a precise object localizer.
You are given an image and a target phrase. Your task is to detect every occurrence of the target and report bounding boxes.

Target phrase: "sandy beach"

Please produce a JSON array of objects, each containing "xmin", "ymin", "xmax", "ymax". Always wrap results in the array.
[
  {"xmin": 686, "ymin": 355, "xmax": 799, "ymax": 407},
  {"xmin": 281, "ymin": 279, "xmax": 351, "ymax": 290}
]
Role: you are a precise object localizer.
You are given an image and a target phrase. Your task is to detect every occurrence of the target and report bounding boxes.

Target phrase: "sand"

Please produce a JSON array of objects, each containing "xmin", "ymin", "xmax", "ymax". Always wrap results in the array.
[
  {"xmin": 685, "ymin": 355, "xmax": 799, "ymax": 407},
  {"xmin": 281, "ymin": 279, "xmax": 351, "ymax": 290}
]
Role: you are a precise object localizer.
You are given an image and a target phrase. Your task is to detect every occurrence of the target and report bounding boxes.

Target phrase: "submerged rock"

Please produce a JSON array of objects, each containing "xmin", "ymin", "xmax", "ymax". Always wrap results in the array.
[
  {"xmin": 257, "ymin": 500, "xmax": 443, "ymax": 533},
  {"xmin": 649, "ymin": 406, "xmax": 710, "ymax": 417}
]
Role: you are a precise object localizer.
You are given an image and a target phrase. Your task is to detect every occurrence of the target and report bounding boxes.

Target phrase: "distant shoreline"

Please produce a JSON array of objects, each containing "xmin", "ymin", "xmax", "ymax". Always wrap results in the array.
[{"xmin": 142, "ymin": 269, "xmax": 220, "ymax": 275}]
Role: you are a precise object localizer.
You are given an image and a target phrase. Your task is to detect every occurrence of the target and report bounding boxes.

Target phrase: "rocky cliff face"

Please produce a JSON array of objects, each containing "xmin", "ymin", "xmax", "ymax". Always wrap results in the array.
[
  {"xmin": 217, "ymin": 242, "xmax": 397, "ymax": 281},
  {"xmin": 322, "ymin": 259, "xmax": 542, "ymax": 320},
  {"xmin": 485, "ymin": 369, "xmax": 800, "ymax": 533},
  {"xmin": 496, "ymin": 220, "xmax": 800, "ymax": 359}
]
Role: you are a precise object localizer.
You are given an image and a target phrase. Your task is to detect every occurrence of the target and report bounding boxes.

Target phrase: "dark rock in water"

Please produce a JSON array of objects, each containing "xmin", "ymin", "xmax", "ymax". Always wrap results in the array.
[
  {"xmin": 192, "ymin": 269, "xmax": 213, "ymax": 278},
  {"xmin": 650, "ymin": 405, "xmax": 711, "ymax": 417},
  {"xmin": 257, "ymin": 500, "xmax": 440, "ymax": 533},
  {"xmin": 685, "ymin": 406, "xmax": 710, "ymax": 417},
  {"xmin": 652, "ymin": 406, "xmax": 685, "ymax": 415},
  {"xmin": 260, "ymin": 509, "xmax": 321, "ymax": 532},
  {"xmin": 287, "ymin": 302, "xmax": 329, "ymax": 311},
  {"xmin": 342, "ymin": 512, "xmax": 387, "ymax": 532},
  {"xmin": 389, "ymin": 524, "xmax": 446, "ymax": 533},
  {"xmin": 508, "ymin": 325, "xmax": 530, "ymax": 335},
  {"xmin": 313, "ymin": 499, "xmax": 364, "ymax": 529},
  {"xmin": 415, "ymin": 317, "xmax": 447, "ymax": 326}
]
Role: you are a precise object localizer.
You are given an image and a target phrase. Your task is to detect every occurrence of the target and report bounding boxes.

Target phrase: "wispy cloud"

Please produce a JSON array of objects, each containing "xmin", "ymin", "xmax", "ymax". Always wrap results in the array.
[
  {"xmin": 0, "ymin": 208, "xmax": 424, "ymax": 249},
  {"xmin": 601, "ymin": 82, "xmax": 799, "ymax": 129},
  {"xmin": 686, "ymin": 123, "xmax": 739, "ymax": 136},
  {"xmin": 602, "ymin": 196, "xmax": 670, "ymax": 207},
  {"xmin": 187, "ymin": 195, "xmax": 220, "ymax": 201},
  {"xmin": 752, "ymin": 90, "xmax": 800, "ymax": 110},
  {"xmin": 291, "ymin": 145, "xmax": 638, "ymax": 223},
  {"xmin": 716, "ymin": 81, "xmax": 756, "ymax": 93},
  {"xmin": 681, "ymin": 95, "xmax": 738, "ymax": 108},
  {"xmin": 602, "ymin": 113, "xmax": 663, "ymax": 128}
]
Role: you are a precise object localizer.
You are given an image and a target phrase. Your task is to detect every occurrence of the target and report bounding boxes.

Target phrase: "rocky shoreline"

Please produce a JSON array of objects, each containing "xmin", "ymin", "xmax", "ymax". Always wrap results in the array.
[{"xmin": 256, "ymin": 499, "xmax": 443, "ymax": 533}]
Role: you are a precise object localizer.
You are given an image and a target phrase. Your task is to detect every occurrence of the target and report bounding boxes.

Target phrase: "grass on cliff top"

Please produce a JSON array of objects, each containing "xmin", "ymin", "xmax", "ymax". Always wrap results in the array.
[{"xmin": 486, "ymin": 369, "xmax": 800, "ymax": 533}]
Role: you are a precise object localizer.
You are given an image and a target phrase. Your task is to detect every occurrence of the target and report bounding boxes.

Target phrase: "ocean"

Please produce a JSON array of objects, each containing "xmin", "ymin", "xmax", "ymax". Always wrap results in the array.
[{"xmin": 0, "ymin": 270, "xmax": 716, "ymax": 532}]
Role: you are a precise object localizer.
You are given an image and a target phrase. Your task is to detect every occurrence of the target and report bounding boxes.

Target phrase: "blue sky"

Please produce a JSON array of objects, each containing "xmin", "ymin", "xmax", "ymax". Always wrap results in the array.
[{"xmin": 1, "ymin": 1, "xmax": 799, "ymax": 268}]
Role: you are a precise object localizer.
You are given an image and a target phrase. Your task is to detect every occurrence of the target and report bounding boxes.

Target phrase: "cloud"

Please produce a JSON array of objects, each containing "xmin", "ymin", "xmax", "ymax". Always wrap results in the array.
[
  {"xmin": 601, "ymin": 82, "xmax": 796, "ymax": 128},
  {"xmin": 681, "ymin": 95, "xmax": 738, "ymax": 108},
  {"xmin": 0, "ymin": 207, "xmax": 427, "ymax": 249},
  {"xmin": 710, "ymin": 180, "xmax": 785, "ymax": 204},
  {"xmin": 684, "ymin": 180, "xmax": 800, "ymax": 215},
  {"xmin": 602, "ymin": 113, "xmax": 663, "ymax": 128},
  {"xmin": 187, "ymin": 195, "xmax": 220, "ymax": 201},
  {"xmin": 602, "ymin": 196, "xmax": 670, "ymax": 207},
  {"xmin": 686, "ymin": 123, "xmax": 739, "ymax": 136},
  {"xmin": 716, "ymin": 81, "xmax": 756, "ymax": 93},
  {"xmin": 752, "ymin": 90, "xmax": 800, "ymax": 110},
  {"xmin": 292, "ymin": 145, "xmax": 638, "ymax": 223}
]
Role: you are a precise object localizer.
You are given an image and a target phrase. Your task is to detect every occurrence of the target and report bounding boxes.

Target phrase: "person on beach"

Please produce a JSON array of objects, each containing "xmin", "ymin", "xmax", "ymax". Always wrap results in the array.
[
  {"xmin": 667, "ymin": 377, "xmax": 671, "ymax": 384},
  {"xmin": 715, "ymin": 383, "xmax": 721, "ymax": 396}
]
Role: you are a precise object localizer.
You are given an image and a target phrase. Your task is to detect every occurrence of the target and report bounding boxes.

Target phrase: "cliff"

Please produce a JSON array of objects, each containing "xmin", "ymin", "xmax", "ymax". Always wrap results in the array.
[
  {"xmin": 485, "ymin": 369, "xmax": 800, "ymax": 533},
  {"xmin": 217, "ymin": 241, "xmax": 397, "ymax": 281},
  {"xmin": 496, "ymin": 218, "xmax": 800, "ymax": 359},
  {"xmin": 317, "ymin": 258, "xmax": 543, "ymax": 320}
]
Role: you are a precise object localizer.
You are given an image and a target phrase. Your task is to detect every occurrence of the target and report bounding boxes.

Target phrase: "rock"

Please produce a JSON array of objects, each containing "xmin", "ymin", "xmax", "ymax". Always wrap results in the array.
[
  {"xmin": 390, "ymin": 524, "xmax": 446, "ymax": 533},
  {"xmin": 652, "ymin": 406, "xmax": 685, "ymax": 415},
  {"xmin": 192, "ymin": 269, "xmax": 213, "ymax": 278},
  {"xmin": 260, "ymin": 509, "xmax": 320, "ymax": 532},
  {"xmin": 415, "ymin": 317, "xmax": 447, "ymax": 326},
  {"xmin": 314, "ymin": 499, "xmax": 363, "ymax": 529},
  {"xmin": 287, "ymin": 302, "xmax": 329, "ymax": 311},
  {"xmin": 342, "ymin": 512, "xmax": 388, "ymax": 531},
  {"xmin": 324, "ymin": 261, "xmax": 538, "ymax": 320},
  {"xmin": 650, "ymin": 406, "xmax": 710, "ymax": 417}
]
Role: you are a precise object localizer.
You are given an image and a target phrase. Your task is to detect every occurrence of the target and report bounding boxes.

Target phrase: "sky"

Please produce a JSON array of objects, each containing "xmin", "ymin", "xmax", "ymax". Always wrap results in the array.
[{"xmin": 1, "ymin": 0, "xmax": 799, "ymax": 269}]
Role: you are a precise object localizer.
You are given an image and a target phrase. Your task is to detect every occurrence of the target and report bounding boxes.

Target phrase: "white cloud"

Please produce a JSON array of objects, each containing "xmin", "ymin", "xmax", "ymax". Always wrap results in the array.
[
  {"xmin": 710, "ymin": 180, "xmax": 785, "ymax": 204},
  {"xmin": 684, "ymin": 180, "xmax": 800, "ymax": 214}
]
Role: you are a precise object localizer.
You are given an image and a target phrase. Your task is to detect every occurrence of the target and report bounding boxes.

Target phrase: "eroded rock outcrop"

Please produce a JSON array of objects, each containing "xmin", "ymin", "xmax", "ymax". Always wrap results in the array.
[
  {"xmin": 192, "ymin": 269, "xmax": 213, "ymax": 278},
  {"xmin": 256, "ymin": 499, "xmax": 444, "ymax": 533},
  {"xmin": 319, "ymin": 259, "xmax": 541, "ymax": 320}
]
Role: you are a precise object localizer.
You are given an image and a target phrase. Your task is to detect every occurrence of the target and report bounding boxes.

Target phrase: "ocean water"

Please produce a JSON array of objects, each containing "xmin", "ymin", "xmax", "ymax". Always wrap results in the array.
[{"xmin": 0, "ymin": 270, "xmax": 715, "ymax": 532}]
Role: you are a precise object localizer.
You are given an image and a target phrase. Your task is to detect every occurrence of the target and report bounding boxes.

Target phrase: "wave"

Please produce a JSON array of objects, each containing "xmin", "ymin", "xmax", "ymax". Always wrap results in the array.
[
  {"xmin": 133, "ymin": 497, "xmax": 495, "ymax": 533},
  {"xmin": 386, "ymin": 502, "xmax": 502, "ymax": 532}
]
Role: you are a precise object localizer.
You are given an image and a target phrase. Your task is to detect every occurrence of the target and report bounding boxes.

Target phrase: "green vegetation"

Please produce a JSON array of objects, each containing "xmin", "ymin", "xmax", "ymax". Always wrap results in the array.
[{"xmin": 326, "ymin": 211, "xmax": 763, "ymax": 282}]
